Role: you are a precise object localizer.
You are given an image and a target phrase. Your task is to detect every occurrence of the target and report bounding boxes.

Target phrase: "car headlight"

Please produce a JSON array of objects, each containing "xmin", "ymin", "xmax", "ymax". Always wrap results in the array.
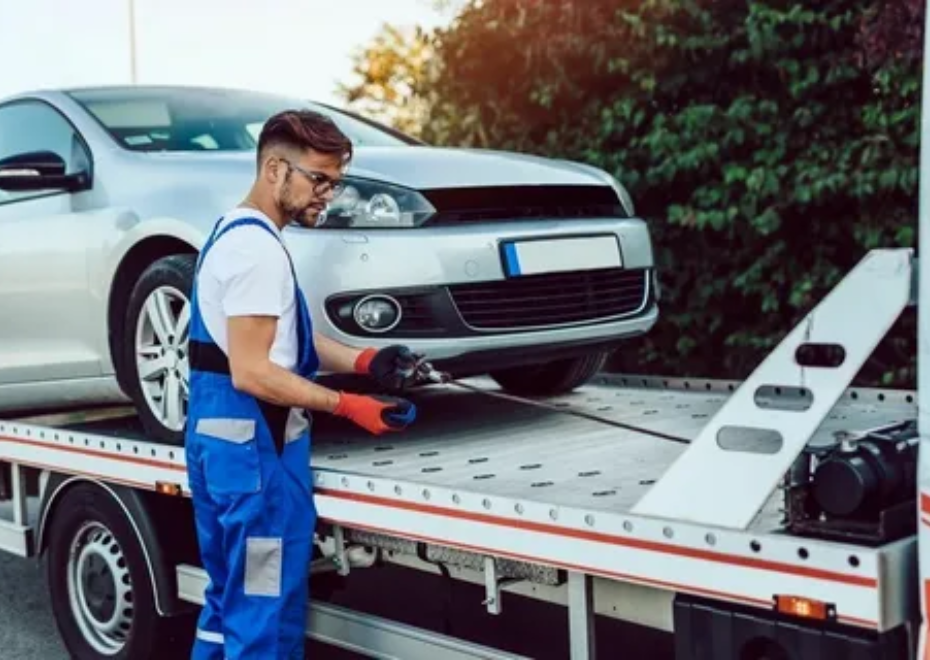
[{"xmin": 317, "ymin": 178, "xmax": 436, "ymax": 229}]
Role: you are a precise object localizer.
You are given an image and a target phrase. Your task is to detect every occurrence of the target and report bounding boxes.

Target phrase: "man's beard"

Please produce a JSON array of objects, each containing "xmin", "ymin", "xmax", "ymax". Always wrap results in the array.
[{"xmin": 277, "ymin": 175, "xmax": 322, "ymax": 227}]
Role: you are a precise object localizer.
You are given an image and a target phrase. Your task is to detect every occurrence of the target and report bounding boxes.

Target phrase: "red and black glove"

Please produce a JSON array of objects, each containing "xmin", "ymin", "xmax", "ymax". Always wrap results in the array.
[
  {"xmin": 333, "ymin": 391, "xmax": 417, "ymax": 436},
  {"xmin": 355, "ymin": 345, "xmax": 421, "ymax": 393}
]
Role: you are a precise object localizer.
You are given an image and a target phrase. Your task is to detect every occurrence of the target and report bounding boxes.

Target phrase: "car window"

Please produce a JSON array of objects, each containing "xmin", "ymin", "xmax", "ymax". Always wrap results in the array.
[
  {"xmin": 0, "ymin": 100, "xmax": 88, "ymax": 204},
  {"xmin": 67, "ymin": 87, "xmax": 418, "ymax": 153}
]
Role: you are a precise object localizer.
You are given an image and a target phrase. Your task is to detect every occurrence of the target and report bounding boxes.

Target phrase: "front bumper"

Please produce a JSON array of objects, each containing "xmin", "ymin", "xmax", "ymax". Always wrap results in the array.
[{"xmin": 285, "ymin": 217, "xmax": 657, "ymax": 361}]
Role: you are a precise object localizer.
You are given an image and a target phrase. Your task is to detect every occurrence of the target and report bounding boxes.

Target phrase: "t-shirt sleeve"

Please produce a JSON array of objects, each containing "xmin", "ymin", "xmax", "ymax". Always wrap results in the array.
[{"xmin": 210, "ymin": 228, "xmax": 291, "ymax": 318}]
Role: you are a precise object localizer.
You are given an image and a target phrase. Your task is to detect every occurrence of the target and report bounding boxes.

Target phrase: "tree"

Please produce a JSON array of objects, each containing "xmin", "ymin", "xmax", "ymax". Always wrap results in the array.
[{"xmin": 337, "ymin": 23, "xmax": 437, "ymax": 138}]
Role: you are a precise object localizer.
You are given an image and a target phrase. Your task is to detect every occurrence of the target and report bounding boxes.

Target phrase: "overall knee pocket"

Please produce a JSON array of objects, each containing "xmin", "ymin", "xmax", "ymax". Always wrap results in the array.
[
  {"xmin": 195, "ymin": 417, "xmax": 262, "ymax": 495},
  {"xmin": 244, "ymin": 537, "xmax": 282, "ymax": 597}
]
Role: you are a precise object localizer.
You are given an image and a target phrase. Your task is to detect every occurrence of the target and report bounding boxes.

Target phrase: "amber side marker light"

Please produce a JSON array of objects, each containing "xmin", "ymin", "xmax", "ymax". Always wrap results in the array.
[
  {"xmin": 773, "ymin": 595, "xmax": 836, "ymax": 622},
  {"xmin": 156, "ymin": 481, "xmax": 183, "ymax": 496}
]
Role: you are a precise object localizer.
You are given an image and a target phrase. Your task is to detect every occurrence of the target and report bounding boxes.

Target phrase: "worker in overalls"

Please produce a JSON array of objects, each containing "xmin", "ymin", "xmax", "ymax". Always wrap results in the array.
[{"xmin": 184, "ymin": 109, "xmax": 420, "ymax": 659}]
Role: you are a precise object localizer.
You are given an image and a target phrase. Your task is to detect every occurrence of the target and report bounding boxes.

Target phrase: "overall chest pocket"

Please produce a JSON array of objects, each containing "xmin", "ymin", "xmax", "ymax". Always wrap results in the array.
[{"xmin": 195, "ymin": 417, "xmax": 262, "ymax": 495}]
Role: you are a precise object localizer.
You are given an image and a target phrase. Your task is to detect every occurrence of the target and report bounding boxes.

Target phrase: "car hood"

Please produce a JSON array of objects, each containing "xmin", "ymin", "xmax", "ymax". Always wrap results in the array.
[
  {"xmin": 345, "ymin": 146, "xmax": 610, "ymax": 189},
  {"xmin": 139, "ymin": 145, "xmax": 612, "ymax": 191}
]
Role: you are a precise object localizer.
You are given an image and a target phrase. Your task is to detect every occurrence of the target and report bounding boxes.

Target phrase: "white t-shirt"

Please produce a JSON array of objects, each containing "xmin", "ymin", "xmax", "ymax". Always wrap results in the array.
[{"xmin": 195, "ymin": 207, "xmax": 299, "ymax": 371}]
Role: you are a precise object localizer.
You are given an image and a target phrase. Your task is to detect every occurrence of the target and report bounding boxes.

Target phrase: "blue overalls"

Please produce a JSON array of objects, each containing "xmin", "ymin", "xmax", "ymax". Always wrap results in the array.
[{"xmin": 185, "ymin": 216, "xmax": 319, "ymax": 660}]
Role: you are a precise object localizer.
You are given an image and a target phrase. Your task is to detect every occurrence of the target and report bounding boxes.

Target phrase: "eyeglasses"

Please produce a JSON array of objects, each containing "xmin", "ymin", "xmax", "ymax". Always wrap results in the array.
[{"xmin": 281, "ymin": 158, "xmax": 345, "ymax": 197}]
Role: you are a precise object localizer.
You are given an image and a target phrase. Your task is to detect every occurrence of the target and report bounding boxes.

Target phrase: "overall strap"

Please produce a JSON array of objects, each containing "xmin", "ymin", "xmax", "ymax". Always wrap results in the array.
[
  {"xmin": 189, "ymin": 215, "xmax": 295, "ymax": 372},
  {"xmin": 188, "ymin": 215, "xmax": 302, "ymax": 454},
  {"xmin": 195, "ymin": 216, "xmax": 288, "ymax": 277},
  {"xmin": 193, "ymin": 216, "xmax": 226, "ymax": 275}
]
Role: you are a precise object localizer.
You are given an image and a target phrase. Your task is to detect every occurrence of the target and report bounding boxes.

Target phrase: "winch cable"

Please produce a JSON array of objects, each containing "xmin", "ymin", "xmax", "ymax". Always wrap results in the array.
[{"xmin": 413, "ymin": 363, "xmax": 692, "ymax": 445}]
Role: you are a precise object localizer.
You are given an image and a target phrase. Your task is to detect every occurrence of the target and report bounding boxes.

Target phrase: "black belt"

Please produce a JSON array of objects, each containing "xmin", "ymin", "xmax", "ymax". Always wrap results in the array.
[{"xmin": 189, "ymin": 339, "xmax": 288, "ymax": 456}]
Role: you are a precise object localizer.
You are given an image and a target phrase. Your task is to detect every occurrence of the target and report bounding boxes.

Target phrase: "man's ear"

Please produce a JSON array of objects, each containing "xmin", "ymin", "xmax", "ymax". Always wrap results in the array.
[{"xmin": 264, "ymin": 156, "xmax": 279, "ymax": 184}]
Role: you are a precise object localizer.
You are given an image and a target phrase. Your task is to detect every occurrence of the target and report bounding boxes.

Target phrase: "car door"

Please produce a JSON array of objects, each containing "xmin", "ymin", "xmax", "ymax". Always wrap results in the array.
[{"xmin": 0, "ymin": 99, "xmax": 100, "ymax": 385}]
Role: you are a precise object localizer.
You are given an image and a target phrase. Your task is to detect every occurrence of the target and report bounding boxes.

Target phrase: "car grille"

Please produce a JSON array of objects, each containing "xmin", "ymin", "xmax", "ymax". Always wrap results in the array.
[
  {"xmin": 420, "ymin": 185, "xmax": 627, "ymax": 225},
  {"xmin": 448, "ymin": 268, "xmax": 649, "ymax": 330},
  {"xmin": 392, "ymin": 292, "xmax": 443, "ymax": 334}
]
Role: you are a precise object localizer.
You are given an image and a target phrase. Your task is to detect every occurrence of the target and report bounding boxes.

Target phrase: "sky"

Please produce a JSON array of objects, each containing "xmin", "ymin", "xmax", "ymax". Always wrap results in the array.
[{"xmin": 0, "ymin": 0, "xmax": 454, "ymax": 106}]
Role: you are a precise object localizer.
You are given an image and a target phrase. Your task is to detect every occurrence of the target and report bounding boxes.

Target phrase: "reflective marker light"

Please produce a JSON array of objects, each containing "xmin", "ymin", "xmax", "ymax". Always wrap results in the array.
[
  {"xmin": 773, "ymin": 595, "xmax": 834, "ymax": 621},
  {"xmin": 156, "ymin": 481, "xmax": 183, "ymax": 496},
  {"xmin": 353, "ymin": 295, "xmax": 402, "ymax": 333}
]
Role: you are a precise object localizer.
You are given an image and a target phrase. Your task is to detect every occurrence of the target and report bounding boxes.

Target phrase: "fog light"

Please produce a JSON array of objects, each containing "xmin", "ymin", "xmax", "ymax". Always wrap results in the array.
[{"xmin": 353, "ymin": 295, "xmax": 402, "ymax": 333}]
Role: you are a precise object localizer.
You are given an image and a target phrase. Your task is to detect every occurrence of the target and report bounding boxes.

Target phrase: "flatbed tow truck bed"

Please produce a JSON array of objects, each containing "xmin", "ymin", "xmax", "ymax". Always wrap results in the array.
[{"xmin": 0, "ymin": 372, "xmax": 920, "ymax": 659}]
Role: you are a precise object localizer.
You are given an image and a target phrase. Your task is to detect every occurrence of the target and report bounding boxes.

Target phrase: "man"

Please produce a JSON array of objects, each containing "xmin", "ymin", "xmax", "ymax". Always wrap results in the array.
[{"xmin": 184, "ymin": 108, "xmax": 422, "ymax": 659}]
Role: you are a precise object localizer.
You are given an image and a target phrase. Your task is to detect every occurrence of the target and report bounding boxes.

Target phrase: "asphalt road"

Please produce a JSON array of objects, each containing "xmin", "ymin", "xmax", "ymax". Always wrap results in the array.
[
  {"xmin": 0, "ymin": 549, "xmax": 358, "ymax": 659},
  {"xmin": 0, "ymin": 552, "xmax": 69, "ymax": 659}
]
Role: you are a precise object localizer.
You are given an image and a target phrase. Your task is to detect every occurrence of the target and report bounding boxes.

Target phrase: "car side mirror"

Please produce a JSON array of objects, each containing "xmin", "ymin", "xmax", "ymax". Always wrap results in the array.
[{"xmin": 0, "ymin": 150, "xmax": 88, "ymax": 193}]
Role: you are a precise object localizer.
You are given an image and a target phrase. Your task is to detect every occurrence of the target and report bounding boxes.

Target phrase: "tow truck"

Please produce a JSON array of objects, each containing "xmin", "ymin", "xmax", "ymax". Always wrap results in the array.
[
  {"xmin": 4, "ymin": 15, "xmax": 930, "ymax": 660},
  {"xmin": 2, "ymin": 251, "xmax": 927, "ymax": 660}
]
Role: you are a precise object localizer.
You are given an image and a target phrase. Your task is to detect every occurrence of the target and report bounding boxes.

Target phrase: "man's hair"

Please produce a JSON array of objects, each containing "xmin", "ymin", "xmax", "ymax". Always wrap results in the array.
[{"xmin": 257, "ymin": 109, "xmax": 353, "ymax": 169}]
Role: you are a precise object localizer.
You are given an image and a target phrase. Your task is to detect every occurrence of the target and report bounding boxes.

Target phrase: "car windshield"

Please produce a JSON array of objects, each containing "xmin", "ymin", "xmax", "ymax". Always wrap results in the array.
[{"xmin": 65, "ymin": 86, "xmax": 417, "ymax": 152}]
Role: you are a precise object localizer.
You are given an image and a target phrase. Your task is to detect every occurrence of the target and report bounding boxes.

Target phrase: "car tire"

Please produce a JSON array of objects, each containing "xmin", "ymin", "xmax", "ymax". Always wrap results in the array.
[
  {"xmin": 122, "ymin": 254, "xmax": 196, "ymax": 446},
  {"xmin": 46, "ymin": 483, "xmax": 194, "ymax": 660},
  {"xmin": 489, "ymin": 352, "xmax": 608, "ymax": 396}
]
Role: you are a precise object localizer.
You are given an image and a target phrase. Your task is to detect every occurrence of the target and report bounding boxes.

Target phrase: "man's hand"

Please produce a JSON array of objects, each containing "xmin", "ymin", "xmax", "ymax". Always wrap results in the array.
[
  {"xmin": 354, "ymin": 345, "xmax": 421, "ymax": 393},
  {"xmin": 333, "ymin": 392, "xmax": 416, "ymax": 435}
]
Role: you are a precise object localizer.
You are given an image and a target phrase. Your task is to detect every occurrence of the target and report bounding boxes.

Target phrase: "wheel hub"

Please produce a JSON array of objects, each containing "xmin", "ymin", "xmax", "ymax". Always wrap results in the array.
[
  {"xmin": 135, "ymin": 284, "xmax": 190, "ymax": 432},
  {"xmin": 67, "ymin": 521, "xmax": 134, "ymax": 655},
  {"xmin": 81, "ymin": 554, "xmax": 116, "ymax": 621},
  {"xmin": 165, "ymin": 350, "xmax": 179, "ymax": 371}
]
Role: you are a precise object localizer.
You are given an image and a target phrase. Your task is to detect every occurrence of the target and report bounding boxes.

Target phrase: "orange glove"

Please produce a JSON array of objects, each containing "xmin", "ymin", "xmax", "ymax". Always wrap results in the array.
[{"xmin": 333, "ymin": 391, "xmax": 417, "ymax": 435}]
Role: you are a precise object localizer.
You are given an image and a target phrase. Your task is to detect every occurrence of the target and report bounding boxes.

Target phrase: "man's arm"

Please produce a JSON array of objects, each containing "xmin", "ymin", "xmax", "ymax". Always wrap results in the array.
[
  {"xmin": 227, "ymin": 316, "xmax": 341, "ymax": 412},
  {"xmin": 227, "ymin": 316, "xmax": 417, "ymax": 435},
  {"xmin": 313, "ymin": 331, "xmax": 364, "ymax": 374},
  {"xmin": 211, "ymin": 229, "xmax": 342, "ymax": 411}
]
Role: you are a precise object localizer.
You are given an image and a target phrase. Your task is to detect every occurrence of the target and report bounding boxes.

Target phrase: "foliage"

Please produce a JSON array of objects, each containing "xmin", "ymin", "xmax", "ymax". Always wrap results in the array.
[
  {"xmin": 344, "ymin": 0, "xmax": 922, "ymax": 386},
  {"xmin": 858, "ymin": 0, "xmax": 924, "ymax": 69},
  {"xmin": 337, "ymin": 23, "xmax": 437, "ymax": 138}
]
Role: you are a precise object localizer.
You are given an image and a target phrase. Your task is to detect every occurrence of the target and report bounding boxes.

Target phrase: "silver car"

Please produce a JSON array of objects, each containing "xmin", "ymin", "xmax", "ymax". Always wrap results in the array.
[{"xmin": 0, "ymin": 84, "xmax": 659, "ymax": 444}]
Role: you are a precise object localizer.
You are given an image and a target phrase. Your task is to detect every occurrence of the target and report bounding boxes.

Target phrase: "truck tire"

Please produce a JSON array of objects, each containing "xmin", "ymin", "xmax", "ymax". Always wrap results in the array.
[
  {"xmin": 122, "ymin": 254, "xmax": 196, "ymax": 446},
  {"xmin": 489, "ymin": 352, "xmax": 608, "ymax": 396},
  {"xmin": 46, "ymin": 483, "xmax": 193, "ymax": 659}
]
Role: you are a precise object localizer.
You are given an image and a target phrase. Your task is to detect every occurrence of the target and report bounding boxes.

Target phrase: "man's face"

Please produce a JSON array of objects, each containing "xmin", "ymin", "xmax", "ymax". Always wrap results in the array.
[{"xmin": 272, "ymin": 150, "xmax": 345, "ymax": 229}]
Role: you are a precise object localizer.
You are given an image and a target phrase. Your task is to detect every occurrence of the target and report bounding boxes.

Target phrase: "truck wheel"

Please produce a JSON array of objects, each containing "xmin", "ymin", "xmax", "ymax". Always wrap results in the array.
[
  {"xmin": 122, "ymin": 254, "xmax": 196, "ymax": 446},
  {"xmin": 489, "ymin": 352, "xmax": 608, "ymax": 396},
  {"xmin": 46, "ymin": 483, "xmax": 192, "ymax": 659}
]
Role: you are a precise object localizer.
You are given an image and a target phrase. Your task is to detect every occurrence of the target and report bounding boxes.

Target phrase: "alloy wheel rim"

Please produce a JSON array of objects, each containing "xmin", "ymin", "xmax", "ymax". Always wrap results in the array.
[{"xmin": 135, "ymin": 285, "xmax": 190, "ymax": 432}]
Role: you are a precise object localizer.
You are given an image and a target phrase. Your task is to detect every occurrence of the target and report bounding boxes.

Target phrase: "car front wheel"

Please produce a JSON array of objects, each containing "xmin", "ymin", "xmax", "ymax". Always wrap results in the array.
[
  {"xmin": 122, "ymin": 254, "xmax": 195, "ymax": 446},
  {"xmin": 489, "ymin": 352, "xmax": 608, "ymax": 397}
]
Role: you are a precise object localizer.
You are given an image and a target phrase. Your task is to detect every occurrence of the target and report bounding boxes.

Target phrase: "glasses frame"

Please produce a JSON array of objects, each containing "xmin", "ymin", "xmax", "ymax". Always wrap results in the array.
[{"xmin": 281, "ymin": 158, "xmax": 345, "ymax": 197}]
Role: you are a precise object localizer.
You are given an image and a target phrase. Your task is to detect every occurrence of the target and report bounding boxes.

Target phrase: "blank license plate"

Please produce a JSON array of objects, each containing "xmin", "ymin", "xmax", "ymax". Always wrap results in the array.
[{"xmin": 501, "ymin": 236, "xmax": 622, "ymax": 277}]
